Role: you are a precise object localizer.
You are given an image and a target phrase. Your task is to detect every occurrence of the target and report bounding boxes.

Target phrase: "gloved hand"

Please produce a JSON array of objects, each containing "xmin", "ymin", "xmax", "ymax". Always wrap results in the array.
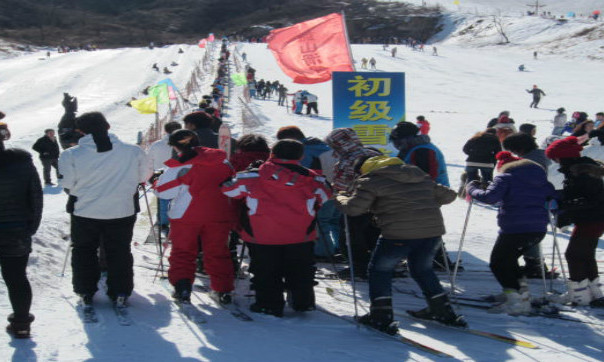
[{"xmin": 148, "ymin": 170, "xmax": 164, "ymax": 184}]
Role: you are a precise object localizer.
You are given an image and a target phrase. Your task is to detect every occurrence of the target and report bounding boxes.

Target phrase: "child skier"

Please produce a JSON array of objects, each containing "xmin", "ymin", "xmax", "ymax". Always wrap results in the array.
[
  {"xmin": 222, "ymin": 139, "xmax": 331, "ymax": 317},
  {"xmin": 466, "ymin": 151, "xmax": 555, "ymax": 315},
  {"xmin": 336, "ymin": 155, "xmax": 465, "ymax": 334},
  {"xmin": 156, "ymin": 130, "xmax": 236, "ymax": 304}
]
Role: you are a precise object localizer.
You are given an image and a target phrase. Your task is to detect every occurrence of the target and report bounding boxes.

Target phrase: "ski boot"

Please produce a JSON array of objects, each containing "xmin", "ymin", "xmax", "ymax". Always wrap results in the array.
[
  {"xmin": 589, "ymin": 278, "xmax": 604, "ymax": 308},
  {"xmin": 408, "ymin": 293, "xmax": 468, "ymax": 328},
  {"xmin": 249, "ymin": 303, "xmax": 283, "ymax": 317},
  {"xmin": 357, "ymin": 297, "xmax": 399, "ymax": 335},
  {"xmin": 173, "ymin": 279, "xmax": 192, "ymax": 303},
  {"xmin": 6, "ymin": 313, "xmax": 35, "ymax": 339},
  {"xmin": 488, "ymin": 289, "xmax": 532, "ymax": 316},
  {"xmin": 210, "ymin": 291, "xmax": 232, "ymax": 305}
]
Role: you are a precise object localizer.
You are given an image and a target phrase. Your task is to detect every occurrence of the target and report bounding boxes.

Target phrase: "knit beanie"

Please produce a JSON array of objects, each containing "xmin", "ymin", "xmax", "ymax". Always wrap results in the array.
[
  {"xmin": 389, "ymin": 121, "xmax": 419, "ymax": 141},
  {"xmin": 545, "ymin": 136, "xmax": 583, "ymax": 160},
  {"xmin": 496, "ymin": 151, "xmax": 521, "ymax": 170}
]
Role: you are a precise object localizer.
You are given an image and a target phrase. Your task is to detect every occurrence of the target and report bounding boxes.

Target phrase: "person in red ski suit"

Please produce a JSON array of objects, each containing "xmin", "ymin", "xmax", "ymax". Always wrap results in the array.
[
  {"xmin": 156, "ymin": 130, "xmax": 236, "ymax": 303},
  {"xmin": 222, "ymin": 139, "xmax": 331, "ymax": 317}
]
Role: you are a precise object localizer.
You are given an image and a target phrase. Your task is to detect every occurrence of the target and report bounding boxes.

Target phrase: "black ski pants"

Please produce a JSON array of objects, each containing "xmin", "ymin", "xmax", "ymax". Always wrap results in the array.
[
  {"xmin": 0, "ymin": 255, "xmax": 32, "ymax": 319},
  {"xmin": 71, "ymin": 215, "xmax": 136, "ymax": 299},
  {"xmin": 41, "ymin": 158, "xmax": 59, "ymax": 184},
  {"xmin": 306, "ymin": 102, "xmax": 318, "ymax": 115},
  {"xmin": 489, "ymin": 232, "xmax": 545, "ymax": 290},
  {"xmin": 530, "ymin": 97, "xmax": 541, "ymax": 108},
  {"xmin": 247, "ymin": 241, "xmax": 315, "ymax": 311},
  {"xmin": 566, "ymin": 222, "xmax": 604, "ymax": 281}
]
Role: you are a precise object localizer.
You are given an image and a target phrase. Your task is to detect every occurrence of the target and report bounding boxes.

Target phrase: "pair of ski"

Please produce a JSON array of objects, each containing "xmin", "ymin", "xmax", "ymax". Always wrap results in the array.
[
  {"xmin": 394, "ymin": 286, "xmax": 604, "ymax": 326},
  {"xmin": 76, "ymin": 297, "xmax": 132, "ymax": 326},
  {"xmin": 159, "ymin": 278, "xmax": 253, "ymax": 324},
  {"xmin": 323, "ymin": 286, "xmax": 538, "ymax": 357}
]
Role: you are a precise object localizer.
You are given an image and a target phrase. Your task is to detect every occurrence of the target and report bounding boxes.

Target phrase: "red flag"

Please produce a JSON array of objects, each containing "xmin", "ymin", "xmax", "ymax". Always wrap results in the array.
[{"xmin": 267, "ymin": 13, "xmax": 353, "ymax": 84}]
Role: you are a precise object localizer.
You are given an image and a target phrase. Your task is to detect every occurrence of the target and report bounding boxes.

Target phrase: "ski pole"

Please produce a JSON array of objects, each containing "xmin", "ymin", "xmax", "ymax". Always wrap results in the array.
[
  {"xmin": 139, "ymin": 184, "xmax": 165, "ymax": 280},
  {"xmin": 537, "ymin": 242, "xmax": 548, "ymax": 300},
  {"xmin": 550, "ymin": 210, "xmax": 568, "ymax": 285},
  {"xmin": 439, "ymin": 240, "xmax": 454, "ymax": 290},
  {"xmin": 60, "ymin": 244, "xmax": 72, "ymax": 277},
  {"xmin": 451, "ymin": 198, "xmax": 473, "ymax": 295},
  {"xmin": 343, "ymin": 215, "xmax": 359, "ymax": 321}
]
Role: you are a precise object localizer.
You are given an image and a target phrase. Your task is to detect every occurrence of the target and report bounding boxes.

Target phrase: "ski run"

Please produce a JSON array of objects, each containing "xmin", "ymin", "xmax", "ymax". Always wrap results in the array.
[{"xmin": 2, "ymin": 2, "xmax": 604, "ymax": 361}]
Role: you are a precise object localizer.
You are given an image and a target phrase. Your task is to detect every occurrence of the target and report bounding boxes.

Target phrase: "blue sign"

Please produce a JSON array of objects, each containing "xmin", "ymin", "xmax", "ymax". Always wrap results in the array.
[{"xmin": 332, "ymin": 71, "xmax": 405, "ymax": 155}]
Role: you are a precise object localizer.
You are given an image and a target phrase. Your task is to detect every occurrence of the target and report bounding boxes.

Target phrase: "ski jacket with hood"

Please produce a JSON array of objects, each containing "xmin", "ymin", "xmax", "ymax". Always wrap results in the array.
[
  {"xmin": 557, "ymin": 156, "xmax": 604, "ymax": 225},
  {"xmin": 59, "ymin": 133, "xmax": 150, "ymax": 219},
  {"xmin": 467, "ymin": 159, "xmax": 556, "ymax": 233},
  {"xmin": 301, "ymin": 137, "xmax": 331, "ymax": 171},
  {"xmin": 156, "ymin": 147, "xmax": 236, "ymax": 224},
  {"xmin": 222, "ymin": 158, "xmax": 331, "ymax": 245},
  {"xmin": 336, "ymin": 157, "xmax": 456, "ymax": 240},
  {"xmin": 326, "ymin": 128, "xmax": 381, "ymax": 192}
]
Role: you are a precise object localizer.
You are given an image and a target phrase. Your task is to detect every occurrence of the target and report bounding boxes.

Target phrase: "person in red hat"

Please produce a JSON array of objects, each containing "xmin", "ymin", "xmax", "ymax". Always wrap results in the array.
[
  {"xmin": 466, "ymin": 151, "xmax": 555, "ymax": 315},
  {"xmin": 545, "ymin": 136, "xmax": 604, "ymax": 307}
]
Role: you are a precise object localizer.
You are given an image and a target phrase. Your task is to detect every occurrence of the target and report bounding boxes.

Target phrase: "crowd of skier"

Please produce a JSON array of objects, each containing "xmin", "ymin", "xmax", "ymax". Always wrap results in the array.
[{"xmin": 1, "ymin": 44, "xmax": 604, "ymax": 342}]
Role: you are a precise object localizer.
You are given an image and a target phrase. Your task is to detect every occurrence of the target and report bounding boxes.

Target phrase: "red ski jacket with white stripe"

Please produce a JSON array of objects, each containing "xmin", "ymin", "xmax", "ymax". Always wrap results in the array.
[
  {"xmin": 222, "ymin": 158, "xmax": 331, "ymax": 245},
  {"xmin": 156, "ymin": 147, "xmax": 236, "ymax": 224}
]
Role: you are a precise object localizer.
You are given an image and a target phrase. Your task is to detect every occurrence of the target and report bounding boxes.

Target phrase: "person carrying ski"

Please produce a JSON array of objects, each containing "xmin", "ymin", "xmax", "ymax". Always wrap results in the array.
[
  {"xmin": 0, "ymin": 121, "xmax": 42, "ymax": 338},
  {"xmin": 545, "ymin": 136, "xmax": 604, "ymax": 307},
  {"xmin": 222, "ymin": 139, "xmax": 331, "ymax": 317},
  {"xmin": 32, "ymin": 128, "xmax": 60, "ymax": 185},
  {"xmin": 326, "ymin": 128, "xmax": 382, "ymax": 279},
  {"xmin": 156, "ymin": 130, "xmax": 237, "ymax": 304},
  {"xmin": 466, "ymin": 151, "xmax": 555, "ymax": 315},
  {"xmin": 526, "ymin": 85, "xmax": 546, "ymax": 108},
  {"xmin": 336, "ymin": 155, "xmax": 465, "ymax": 334},
  {"xmin": 58, "ymin": 112, "xmax": 151, "ymax": 306}
]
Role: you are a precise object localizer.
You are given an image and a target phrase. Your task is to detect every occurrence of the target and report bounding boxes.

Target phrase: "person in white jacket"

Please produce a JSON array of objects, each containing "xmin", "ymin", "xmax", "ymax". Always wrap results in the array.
[
  {"xmin": 552, "ymin": 108, "xmax": 567, "ymax": 136},
  {"xmin": 147, "ymin": 121, "xmax": 182, "ymax": 230},
  {"xmin": 58, "ymin": 112, "xmax": 151, "ymax": 306}
]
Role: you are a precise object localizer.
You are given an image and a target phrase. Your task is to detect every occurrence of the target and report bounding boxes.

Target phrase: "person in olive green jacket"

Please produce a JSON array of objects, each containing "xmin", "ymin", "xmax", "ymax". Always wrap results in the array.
[{"xmin": 336, "ymin": 156, "xmax": 466, "ymax": 334}]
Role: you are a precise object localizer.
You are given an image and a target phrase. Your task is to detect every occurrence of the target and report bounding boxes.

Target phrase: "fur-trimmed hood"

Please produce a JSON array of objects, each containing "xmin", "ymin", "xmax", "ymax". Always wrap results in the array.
[{"xmin": 499, "ymin": 158, "xmax": 548, "ymax": 187}]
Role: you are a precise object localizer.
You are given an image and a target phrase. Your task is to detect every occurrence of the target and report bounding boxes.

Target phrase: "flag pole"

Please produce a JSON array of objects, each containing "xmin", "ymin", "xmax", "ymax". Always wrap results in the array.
[{"xmin": 340, "ymin": 11, "xmax": 356, "ymax": 71}]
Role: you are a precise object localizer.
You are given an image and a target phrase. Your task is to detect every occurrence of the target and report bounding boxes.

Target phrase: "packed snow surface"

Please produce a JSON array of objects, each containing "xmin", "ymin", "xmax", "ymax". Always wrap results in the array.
[{"xmin": 1, "ymin": 5, "xmax": 604, "ymax": 361}]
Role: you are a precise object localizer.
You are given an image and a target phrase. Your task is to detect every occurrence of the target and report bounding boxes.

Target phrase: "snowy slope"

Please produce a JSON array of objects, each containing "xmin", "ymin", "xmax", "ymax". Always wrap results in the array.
[{"xmin": 1, "ymin": 13, "xmax": 604, "ymax": 362}]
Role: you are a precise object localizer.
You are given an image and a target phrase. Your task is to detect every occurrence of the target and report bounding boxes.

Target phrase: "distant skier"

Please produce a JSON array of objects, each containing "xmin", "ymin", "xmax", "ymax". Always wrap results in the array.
[
  {"xmin": 391, "ymin": 47, "xmax": 397, "ymax": 57},
  {"xmin": 552, "ymin": 107, "xmax": 567, "ymax": 135},
  {"xmin": 361, "ymin": 58, "xmax": 368, "ymax": 69},
  {"xmin": 152, "ymin": 63, "xmax": 159, "ymax": 72},
  {"xmin": 526, "ymin": 85, "xmax": 546, "ymax": 108},
  {"xmin": 518, "ymin": 64, "xmax": 525, "ymax": 72},
  {"xmin": 163, "ymin": 67, "xmax": 172, "ymax": 74},
  {"xmin": 369, "ymin": 57, "xmax": 377, "ymax": 70},
  {"xmin": 57, "ymin": 93, "xmax": 82, "ymax": 149},
  {"xmin": 432, "ymin": 46, "xmax": 438, "ymax": 56},
  {"xmin": 277, "ymin": 84, "xmax": 288, "ymax": 106},
  {"xmin": 305, "ymin": 93, "xmax": 319, "ymax": 116},
  {"xmin": 242, "ymin": 52, "xmax": 247, "ymax": 62},
  {"xmin": 533, "ymin": 51, "xmax": 538, "ymax": 59},
  {"xmin": 32, "ymin": 129, "xmax": 60, "ymax": 185}
]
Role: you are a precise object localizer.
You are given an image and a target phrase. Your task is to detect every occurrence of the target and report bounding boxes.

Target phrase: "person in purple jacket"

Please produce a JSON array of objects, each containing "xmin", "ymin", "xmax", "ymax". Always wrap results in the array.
[{"xmin": 466, "ymin": 151, "xmax": 556, "ymax": 315}]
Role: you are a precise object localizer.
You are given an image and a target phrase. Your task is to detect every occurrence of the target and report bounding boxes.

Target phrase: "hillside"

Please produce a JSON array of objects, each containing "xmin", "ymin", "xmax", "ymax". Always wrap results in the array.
[{"xmin": 0, "ymin": 0, "xmax": 441, "ymax": 47}]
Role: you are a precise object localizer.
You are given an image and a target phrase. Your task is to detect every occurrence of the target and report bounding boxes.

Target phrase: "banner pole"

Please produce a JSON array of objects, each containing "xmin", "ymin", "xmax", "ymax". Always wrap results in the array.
[{"xmin": 341, "ymin": 11, "xmax": 356, "ymax": 71}]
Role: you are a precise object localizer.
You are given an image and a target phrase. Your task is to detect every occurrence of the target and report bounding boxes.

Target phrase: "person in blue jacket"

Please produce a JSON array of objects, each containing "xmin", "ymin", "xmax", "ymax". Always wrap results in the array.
[{"xmin": 466, "ymin": 151, "xmax": 555, "ymax": 315}]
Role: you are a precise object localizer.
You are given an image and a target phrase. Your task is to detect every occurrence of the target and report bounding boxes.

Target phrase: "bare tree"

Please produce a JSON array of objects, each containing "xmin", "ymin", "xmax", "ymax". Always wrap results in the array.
[{"xmin": 492, "ymin": 15, "xmax": 510, "ymax": 44}]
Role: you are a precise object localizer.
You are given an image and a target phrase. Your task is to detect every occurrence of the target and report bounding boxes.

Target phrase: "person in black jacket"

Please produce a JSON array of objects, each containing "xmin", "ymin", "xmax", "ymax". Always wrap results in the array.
[
  {"xmin": 546, "ymin": 136, "xmax": 604, "ymax": 307},
  {"xmin": 183, "ymin": 111, "xmax": 219, "ymax": 149},
  {"xmin": 32, "ymin": 129, "xmax": 61, "ymax": 185},
  {"xmin": 462, "ymin": 128, "xmax": 501, "ymax": 184},
  {"xmin": 0, "ymin": 121, "xmax": 43, "ymax": 338},
  {"xmin": 526, "ymin": 85, "xmax": 546, "ymax": 108}
]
